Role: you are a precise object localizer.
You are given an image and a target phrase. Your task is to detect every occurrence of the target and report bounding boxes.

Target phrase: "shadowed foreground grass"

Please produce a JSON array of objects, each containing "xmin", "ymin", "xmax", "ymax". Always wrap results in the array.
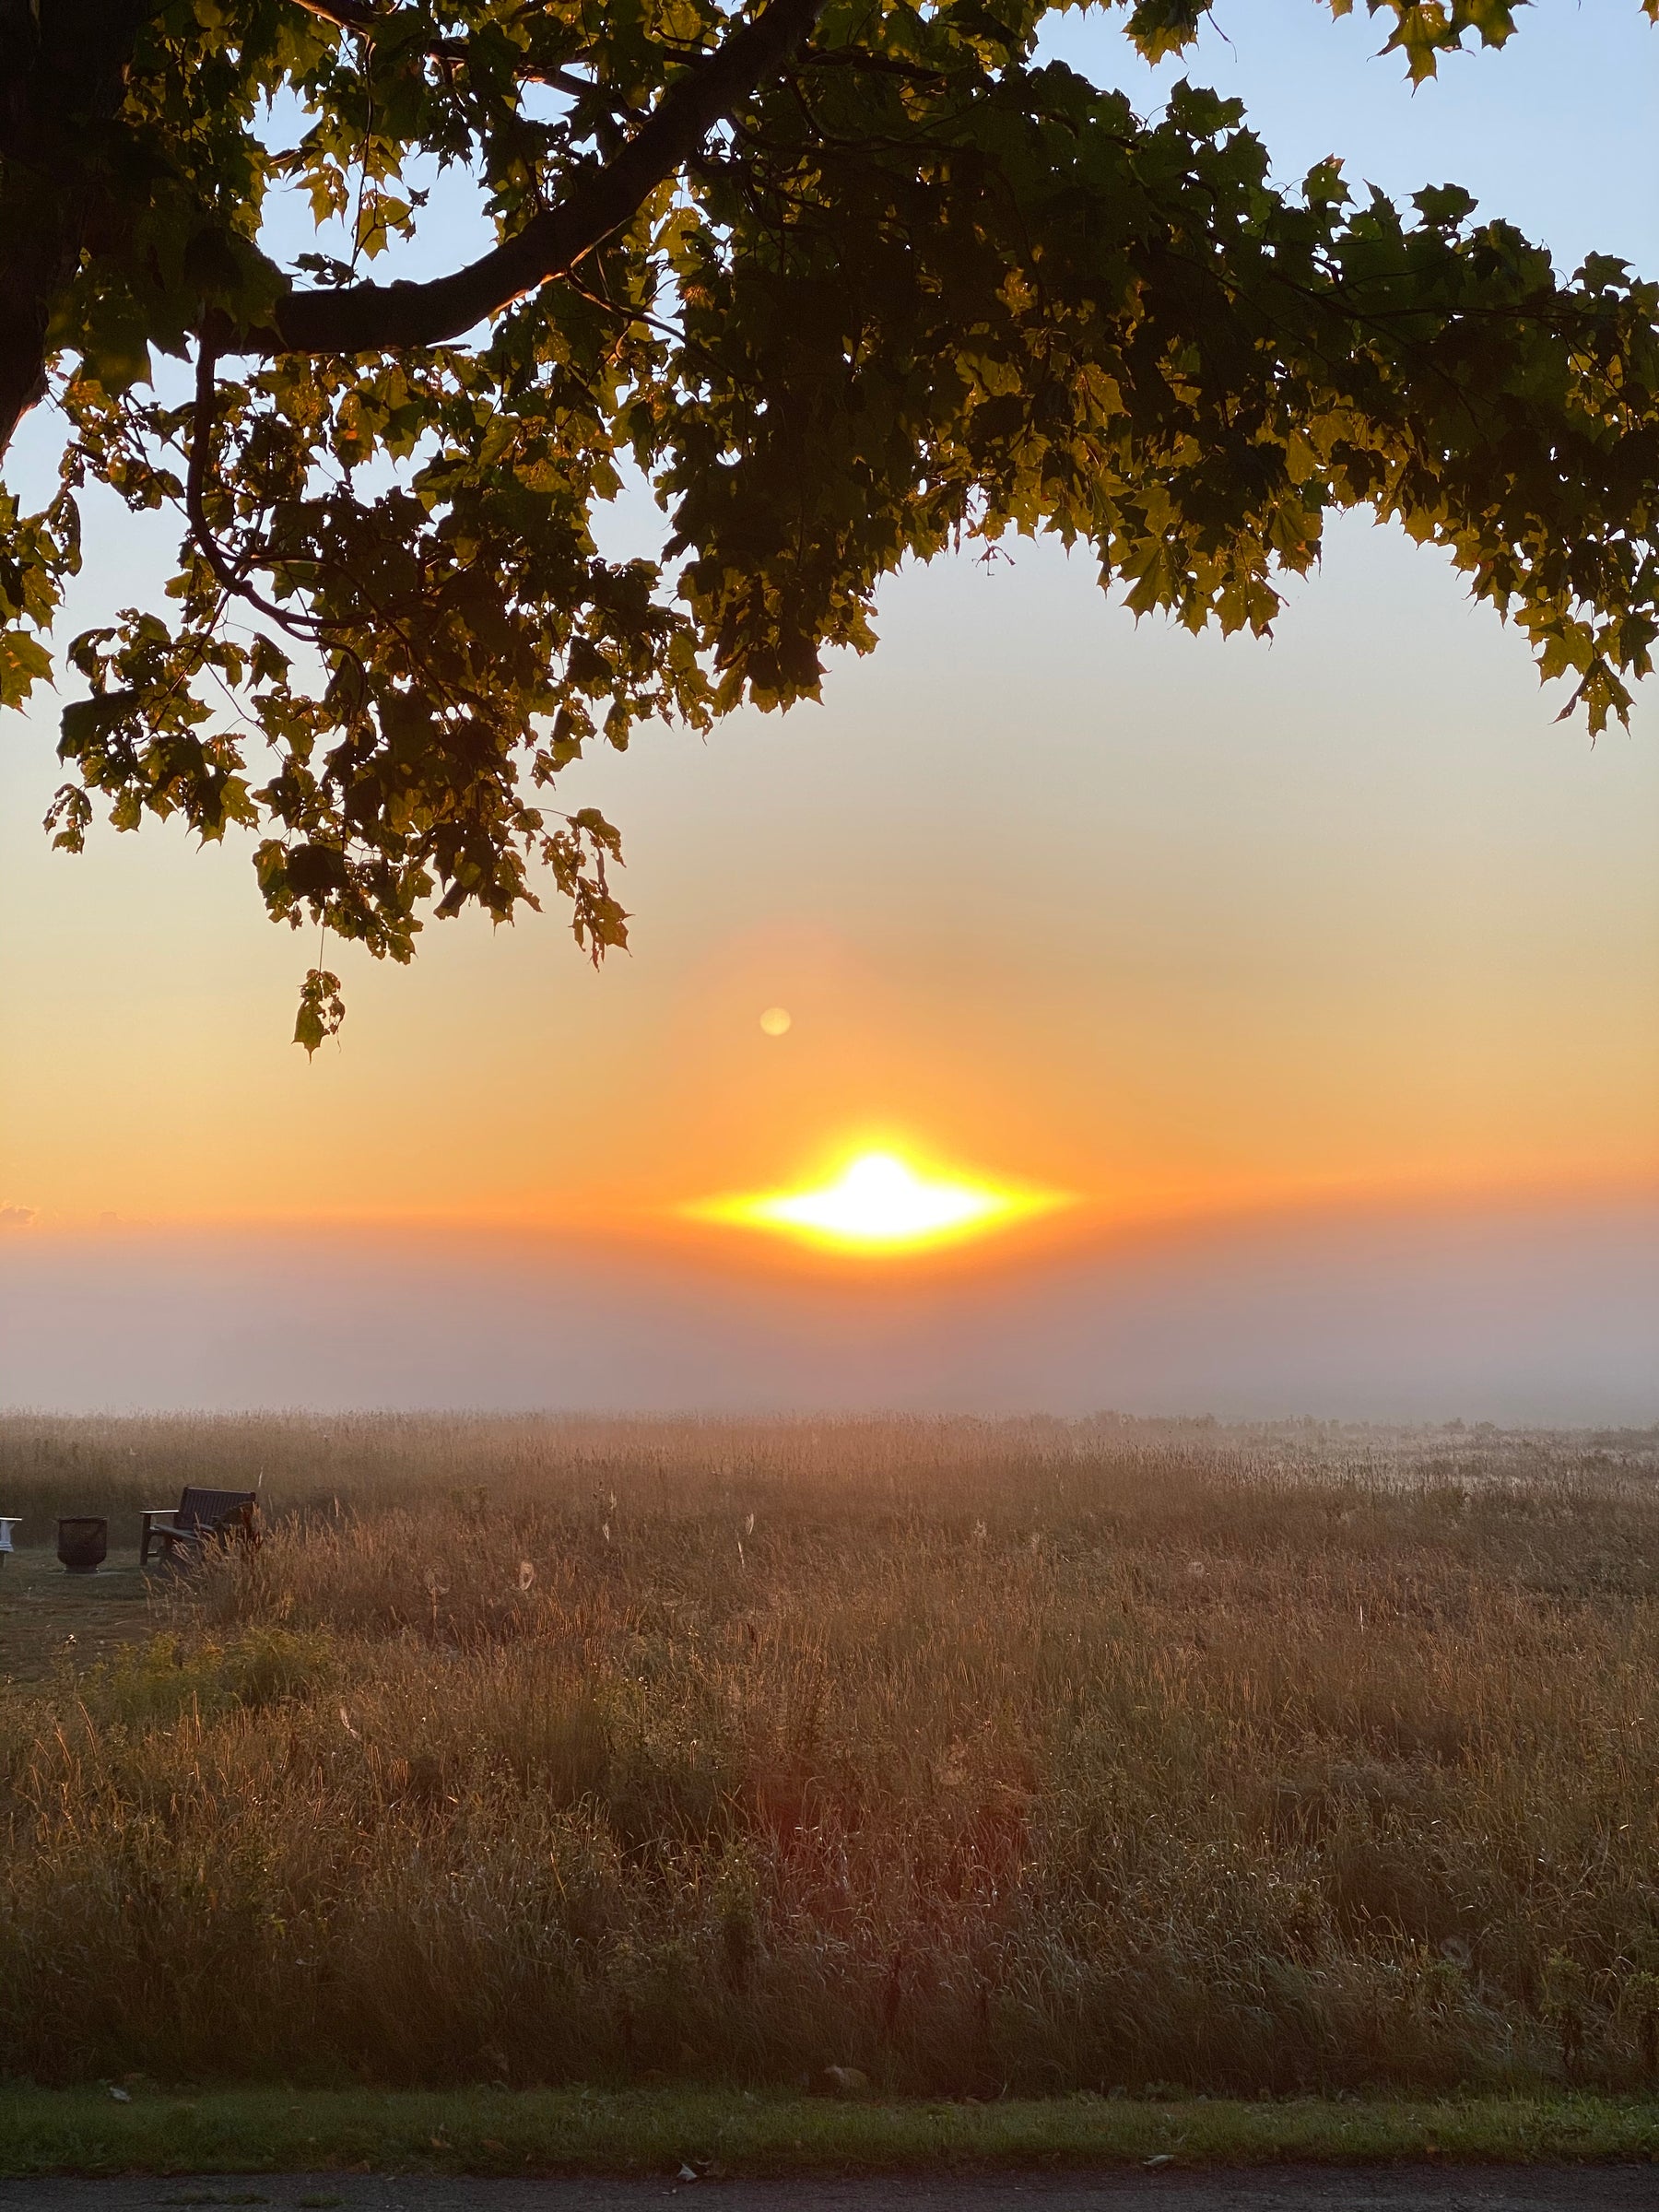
[
  {"xmin": 6, "ymin": 1416, "xmax": 1659, "ymax": 2096},
  {"xmin": 3, "ymin": 2087, "xmax": 1659, "ymax": 2176}
]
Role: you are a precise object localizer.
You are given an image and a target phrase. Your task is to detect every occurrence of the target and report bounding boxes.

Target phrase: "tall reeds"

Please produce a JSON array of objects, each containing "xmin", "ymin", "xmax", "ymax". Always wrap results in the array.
[{"xmin": 2, "ymin": 1416, "xmax": 1657, "ymax": 2092}]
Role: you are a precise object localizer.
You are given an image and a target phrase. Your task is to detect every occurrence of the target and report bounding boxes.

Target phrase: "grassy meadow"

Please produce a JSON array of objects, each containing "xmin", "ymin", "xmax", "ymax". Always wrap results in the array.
[{"xmin": 3, "ymin": 1413, "xmax": 1659, "ymax": 2101}]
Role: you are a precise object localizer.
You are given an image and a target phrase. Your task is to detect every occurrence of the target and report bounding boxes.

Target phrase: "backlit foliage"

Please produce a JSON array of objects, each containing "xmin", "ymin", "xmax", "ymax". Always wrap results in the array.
[{"xmin": 3, "ymin": 0, "xmax": 1657, "ymax": 1038}]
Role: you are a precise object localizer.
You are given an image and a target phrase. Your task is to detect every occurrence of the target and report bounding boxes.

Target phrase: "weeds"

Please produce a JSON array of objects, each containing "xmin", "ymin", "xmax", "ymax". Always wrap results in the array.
[{"xmin": 1, "ymin": 1416, "xmax": 1658, "ymax": 2094}]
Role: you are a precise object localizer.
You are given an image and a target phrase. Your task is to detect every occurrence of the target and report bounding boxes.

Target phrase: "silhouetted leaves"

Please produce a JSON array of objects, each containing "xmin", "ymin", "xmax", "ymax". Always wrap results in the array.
[
  {"xmin": 2, "ymin": 0, "xmax": 1656, "ymax": 1038},
  {"xmin": 294, "ymin": 968, "xmax": 347, "ymax": 1055}
]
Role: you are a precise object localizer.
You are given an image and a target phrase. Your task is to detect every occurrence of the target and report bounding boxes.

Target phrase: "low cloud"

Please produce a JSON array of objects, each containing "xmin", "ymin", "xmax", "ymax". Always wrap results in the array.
[{"xmin": 0, "ymin": 1205, "xmax": 36, "ymax": 1230}]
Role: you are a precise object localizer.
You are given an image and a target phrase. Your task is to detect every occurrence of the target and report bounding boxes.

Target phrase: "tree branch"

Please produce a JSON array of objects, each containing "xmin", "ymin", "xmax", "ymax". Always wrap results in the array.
[
  {"xmin": 233, "ymin": 0, "xmax": 826, "ymax": 359},
  {"xmin": 0, "ymin": 0, "xmax": 150, "ymax": 452},
  {"xmin": 795, "ymin": 43, "xmax": 954, "ymax": 82},
  {"xmin": 186, "ymin": 339, "xmax": 326, "ymax": 637}
]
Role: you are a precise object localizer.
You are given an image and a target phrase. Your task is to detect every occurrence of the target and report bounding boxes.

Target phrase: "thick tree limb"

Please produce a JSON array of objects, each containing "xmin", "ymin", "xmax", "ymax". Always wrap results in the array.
[
  {"xmin": 234, "ymin": 0, "xmax": 826, "ymax": 359},
  {"xmin": 0, "ymin": 0, "xmax": 53, "ymax": 447},
  {"xmin": 0, "ymin": 0, "xmax": 148, "ymax": 452}
]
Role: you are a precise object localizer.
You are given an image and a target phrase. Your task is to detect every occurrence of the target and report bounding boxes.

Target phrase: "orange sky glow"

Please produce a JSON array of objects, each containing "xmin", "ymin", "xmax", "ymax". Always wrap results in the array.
[{"xmin": 2, "ymin": 8, "xmax": 1657, "ymax": 1401}]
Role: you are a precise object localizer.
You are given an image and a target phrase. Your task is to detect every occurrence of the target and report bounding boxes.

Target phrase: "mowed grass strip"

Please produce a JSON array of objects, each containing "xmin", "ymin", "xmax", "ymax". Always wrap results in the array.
[{"xmin": 3, "ymin": 2088, "xmax": 1659, "ymax": 2177}]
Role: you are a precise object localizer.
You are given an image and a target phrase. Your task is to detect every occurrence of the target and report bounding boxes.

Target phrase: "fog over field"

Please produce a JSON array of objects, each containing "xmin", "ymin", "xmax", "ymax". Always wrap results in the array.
[{"xmin": 3, "ymin": 1193, "xmax": 1653, "ymax": 1421}]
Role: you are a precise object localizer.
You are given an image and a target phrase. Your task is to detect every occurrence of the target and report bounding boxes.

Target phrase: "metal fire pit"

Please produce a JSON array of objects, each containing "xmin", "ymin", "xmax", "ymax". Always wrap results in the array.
[{"xmin": 56, "ymin": 1517, "xmax": 108, "ymax": 1574}]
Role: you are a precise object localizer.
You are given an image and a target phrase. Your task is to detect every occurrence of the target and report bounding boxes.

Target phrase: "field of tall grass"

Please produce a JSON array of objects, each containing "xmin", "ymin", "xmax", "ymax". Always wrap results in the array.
[{"xmin": 3, "ymin": 1413, "xmax": 1659, "ymax": 2098}]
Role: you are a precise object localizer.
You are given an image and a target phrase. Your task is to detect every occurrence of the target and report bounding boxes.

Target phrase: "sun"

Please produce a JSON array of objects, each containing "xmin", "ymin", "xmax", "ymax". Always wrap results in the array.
[{"xmin": 685, "ymin": 1148, "xmax": 1068, "ymax": 1253}]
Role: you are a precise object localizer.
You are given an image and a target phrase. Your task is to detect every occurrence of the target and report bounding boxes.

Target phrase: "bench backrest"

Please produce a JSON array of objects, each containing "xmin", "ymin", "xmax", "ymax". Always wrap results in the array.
[{"xmin": 175, "ymin": 1487, "xmax": 258, "ymax": 1535}]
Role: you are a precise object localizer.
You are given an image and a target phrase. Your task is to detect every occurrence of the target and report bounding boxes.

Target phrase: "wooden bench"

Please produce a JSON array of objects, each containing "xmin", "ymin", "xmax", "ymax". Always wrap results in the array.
[{"xmin": 140, "ymin": 1487, "xmax": 260, "ymax": 1565}]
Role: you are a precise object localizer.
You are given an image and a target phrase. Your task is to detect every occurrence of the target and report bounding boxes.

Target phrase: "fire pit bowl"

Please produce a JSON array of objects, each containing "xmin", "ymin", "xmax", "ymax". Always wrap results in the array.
[{"xmin": 56, "ymin": 1517, "xmax": 108, "ymax": 1574}]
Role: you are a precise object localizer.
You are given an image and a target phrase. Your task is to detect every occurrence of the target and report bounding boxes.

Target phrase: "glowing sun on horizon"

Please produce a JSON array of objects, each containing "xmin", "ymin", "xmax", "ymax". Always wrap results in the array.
[{"xmin": 685, "ymin": 1148, "xmax": 1069, "ymax": 1253}]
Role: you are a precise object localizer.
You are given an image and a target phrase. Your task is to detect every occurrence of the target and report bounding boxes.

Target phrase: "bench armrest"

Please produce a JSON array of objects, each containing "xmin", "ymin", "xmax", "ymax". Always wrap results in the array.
[{"xmin": 140, "ymin": 1508, "xmax": 180, "ymax": 1565}]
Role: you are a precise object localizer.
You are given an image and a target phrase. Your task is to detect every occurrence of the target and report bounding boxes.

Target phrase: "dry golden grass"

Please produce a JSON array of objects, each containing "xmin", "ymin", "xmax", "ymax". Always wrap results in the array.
[{"xmin": 3, "ymin": 1414, "xmax": 1659, "ymax": 2096}]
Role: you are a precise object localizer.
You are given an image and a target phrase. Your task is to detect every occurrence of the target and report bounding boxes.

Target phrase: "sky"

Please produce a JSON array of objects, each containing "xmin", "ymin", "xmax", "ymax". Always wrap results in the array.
[{"xmin": 2, "ymin": 0, "xmax": 1656, "ymax": 1417}]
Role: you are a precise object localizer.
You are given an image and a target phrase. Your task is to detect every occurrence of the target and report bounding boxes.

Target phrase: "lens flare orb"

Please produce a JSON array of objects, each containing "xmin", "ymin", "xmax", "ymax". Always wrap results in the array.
[{"xmin": 686, "ymin": 1148, "xmax": 1067, "ymax": 1253}]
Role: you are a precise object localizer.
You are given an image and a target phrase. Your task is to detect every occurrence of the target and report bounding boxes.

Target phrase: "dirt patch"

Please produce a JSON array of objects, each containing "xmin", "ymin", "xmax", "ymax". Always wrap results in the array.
[{"xmin": 0, "ymin": 1547, "xmax": 162, "ymax": 1686}]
